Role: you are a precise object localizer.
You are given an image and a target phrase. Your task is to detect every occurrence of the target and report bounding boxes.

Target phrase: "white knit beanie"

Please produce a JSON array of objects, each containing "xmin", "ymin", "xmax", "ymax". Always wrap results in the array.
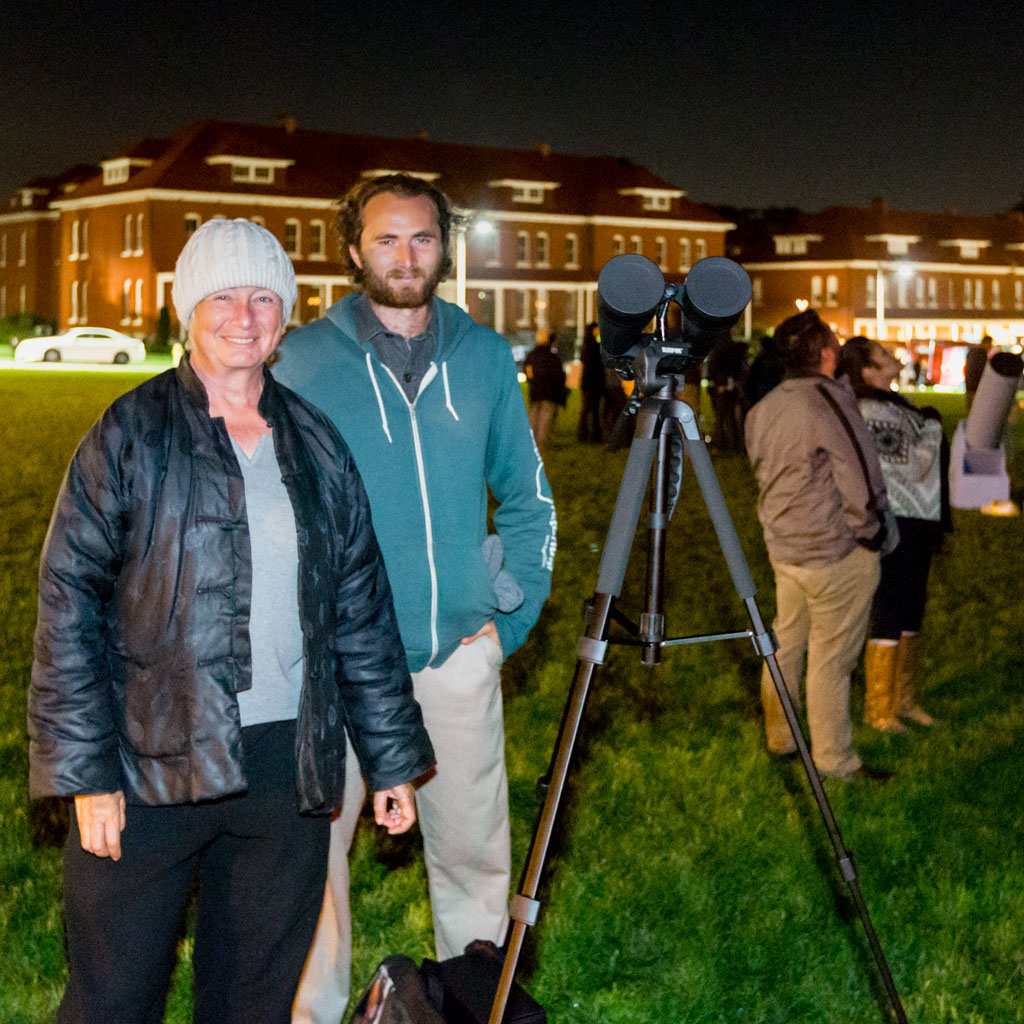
[{"xmin": 171, "ymin": 218, "xmax": 298, "ymax": 326}]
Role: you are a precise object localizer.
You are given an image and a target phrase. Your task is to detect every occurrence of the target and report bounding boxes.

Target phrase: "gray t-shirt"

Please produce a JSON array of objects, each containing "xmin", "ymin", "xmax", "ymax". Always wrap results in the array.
[
  {"xmin": 231, "ymin": 433, "xmax": 304, "ymax": 726},
  {"xmin": 354, "ymin": 292, "xmax": 437, "ymax": 402}
]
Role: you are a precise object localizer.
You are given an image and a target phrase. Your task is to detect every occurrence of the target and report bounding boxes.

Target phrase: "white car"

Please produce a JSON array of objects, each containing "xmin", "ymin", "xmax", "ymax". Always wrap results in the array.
[{"xmin": 14, "ymin": 326, "xmax": 147, "ymax": 365}]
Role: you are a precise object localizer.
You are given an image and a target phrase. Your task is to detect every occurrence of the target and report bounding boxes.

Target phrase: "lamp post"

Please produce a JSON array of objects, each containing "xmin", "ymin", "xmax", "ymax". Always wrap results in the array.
[{"xmin": 454, "ymin": 213, "xmax": 494, "ymax": 313}]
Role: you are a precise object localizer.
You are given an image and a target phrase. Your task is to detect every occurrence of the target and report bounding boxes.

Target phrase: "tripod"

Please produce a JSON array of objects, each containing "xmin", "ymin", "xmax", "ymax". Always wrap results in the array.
[{"xmin": 488, "ymin": 372, "xmax": 909, "ymax": 1024}]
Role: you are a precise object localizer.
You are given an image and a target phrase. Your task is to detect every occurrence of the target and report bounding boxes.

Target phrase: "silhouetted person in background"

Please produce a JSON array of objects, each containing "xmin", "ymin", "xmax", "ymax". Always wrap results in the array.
[
  {"xmin": 524, "ymin": 328, "xmax": 567, "ymax": 449},
  {"xmin": 578, "ymin": 322, "xmax": 604, "ymax": 443}
]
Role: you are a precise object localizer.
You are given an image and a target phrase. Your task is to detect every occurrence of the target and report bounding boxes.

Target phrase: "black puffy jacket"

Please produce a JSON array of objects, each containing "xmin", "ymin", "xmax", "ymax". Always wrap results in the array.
[{"xmin": 28, "ymin": 356, "xmax": 434, "ymax": 813}]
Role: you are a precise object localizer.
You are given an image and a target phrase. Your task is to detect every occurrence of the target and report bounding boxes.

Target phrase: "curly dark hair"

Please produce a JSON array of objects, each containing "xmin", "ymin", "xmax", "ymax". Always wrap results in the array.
[
  {"xmin": 772, "ymin": 309, "xmax": 835, "ymax": 377},
  {"xmin": 336, "ymin": 174, "xmax": 454, "ymax": 284}
]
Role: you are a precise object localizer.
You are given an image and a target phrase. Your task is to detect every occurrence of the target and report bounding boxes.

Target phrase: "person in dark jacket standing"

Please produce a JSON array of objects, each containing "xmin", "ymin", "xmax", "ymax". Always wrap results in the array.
[
  {"xmin": 577, "ymin": 321, "xmax": 605, "ymax": 443},
  {"xmin": 524, "ymin": 327, "xmax": 567, "ymax": 449},
  {"xmin": 27, "ymin": 219, "xmax": 434, "ymax": 1024}
]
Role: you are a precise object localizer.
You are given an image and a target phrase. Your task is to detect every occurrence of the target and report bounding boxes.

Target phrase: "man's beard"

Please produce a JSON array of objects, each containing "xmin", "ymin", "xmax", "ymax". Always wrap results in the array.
[{"xmin": 361, "ymin": 262, "xmax": 442, "ymax": 309}]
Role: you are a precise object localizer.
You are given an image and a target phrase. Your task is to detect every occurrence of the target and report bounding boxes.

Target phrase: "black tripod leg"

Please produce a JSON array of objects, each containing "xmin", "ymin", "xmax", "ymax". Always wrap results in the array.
[
  {"xmin": 679, "ymin": 422, "xmax": 909, "ymax": 1024},
  {"xmin": 488, "ymin": 431, "xmax": 660, "ymax": 1024}
]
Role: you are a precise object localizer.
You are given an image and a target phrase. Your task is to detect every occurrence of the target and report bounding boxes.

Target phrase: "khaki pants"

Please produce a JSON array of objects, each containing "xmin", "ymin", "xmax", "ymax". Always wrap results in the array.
[
  {"xmin": 761, "ymin": 545, "xmax": 880, "ymax": 777},
  {"xmin": 292, "ymin": 638, "xmax": 510, "ymax": 1024}
]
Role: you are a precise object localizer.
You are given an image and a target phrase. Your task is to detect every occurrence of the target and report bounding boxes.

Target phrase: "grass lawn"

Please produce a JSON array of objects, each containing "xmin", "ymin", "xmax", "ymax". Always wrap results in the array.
[{"xmin": 2, "ymin": 371, "xmax": 1023, "ymax": 1023}]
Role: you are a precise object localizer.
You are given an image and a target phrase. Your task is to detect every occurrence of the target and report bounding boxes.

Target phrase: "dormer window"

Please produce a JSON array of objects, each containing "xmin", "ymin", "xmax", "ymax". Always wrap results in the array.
[
  {"xmin": 618, "ymin": 187, "xmax": 684, "ymax": 212},
  {"xmin": 101, "ymin": 158, "xmax": 153, "ymax": 185},
  {"xmin": 488, "ymin": 179, "xmax": 560, "ymax": 204},
  {"xmin": 773, "ymin": 234, "xmax": 823, "ymax": 255},
  {"xmin": 206, "ymin": 155, "xmax": 294, "ymax": 185},
  {"xmin": 939, "ymin": 238, "xmax": 989, "ymax": 260},
  {"xmin": 865, "ymin": 234, "xmax": 920, "ymax": 256}
]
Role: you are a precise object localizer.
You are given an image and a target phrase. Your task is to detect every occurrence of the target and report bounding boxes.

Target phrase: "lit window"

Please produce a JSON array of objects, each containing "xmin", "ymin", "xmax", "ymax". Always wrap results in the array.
[
  {"xmin": 811, "ymin": 276, "xmax": 823, "ymax": 306},
  {"xmin": 254, "ymin": 165, "xmax": 272, "ymax": 181},
  {"xmin": 284, "ymin": 220, "xmax": 300, "ymax": 257},
  {"xmin": 81, "ymin": 281, "xmax": 88, "ymax": 321},
  {"xmin": 642, "ymin": 194, "xmax": 671, "ymax": 211},
  {"xmin": 185, "ymin": 214, "xmax": 200, "ymax": 236},
  {"xmin": 612, "ymin": 235, "xmax": 624, "ymax": 257},
  {"xmin": 135, "ymin": 214, "xmax": 144, "ymax": 255},
  {"xmin": 629, "ymin": 235, "xmax": 642, "ymax": 256},
  {"xmin": 564, "ymin": 233, "xmax": 579, "ymax": 268},
  {"xmin": 70, "ymin": 220, "xmax": 80, "ymax": 260},
  {"xmin": 81, "ymin": 219, "xmax": 89, "ymax": 259},
  {"xmin": 250, "ymin": 215, "xmax": 265, "ymax": 227},
  {"xmin": 71, "ymin": 281, "xmax": 79, "ymax": 323},
  {"xmin": 974, "ymin": 279, "xmax": 984, "ymax": 309},
  {"xmin": 867, "ymin": 275, "xmax": 876, "ymax": 306},
  {"xmin": 516, "ymin": 231, "xmax": 530, "ymax": 267},
  {"xmin": 964, "ymin": 279, "xmax": 972, "ymax": 309},
  {"xmin": 19, "ymin": 230, "xmax": 26, "ymax": 266},
  {"xmin": 123, "ymin": 215, "xmax": 133, "ymax": 256},
  {"xmin": 654, "ymin": 236, "xmax": 666, "ymax": 268},
  {"xmin": 309, "ymin": 220, "xmax": 325, "ymax": 258},
  {"xmin": 512, "ymin": 185, "xmax": 544, "ymax": 203},
  {"xmin": 826, "ymin": 275, "xmax": 839, "ymax": 306},
  {"xmin": 679, "ymin": 238, "xmax": 691, "ymax": 270},
  {"xmin": 915, "ymin": 278, "xmax": 925, "ymax": 308},
  {"xmin": 695, "ymin": 238, "xmax": 707, "ymax": 260},
  {"xmin": 992, "ymin": 279, "xmax": 1001, "ymax": 308},
  {"xmin": 928, "ymin": 278, "xmax": 938, "ymax": 308},
  {"xmin": 535, "ymin": 232, "xmax": 550, "ymax": 267}
]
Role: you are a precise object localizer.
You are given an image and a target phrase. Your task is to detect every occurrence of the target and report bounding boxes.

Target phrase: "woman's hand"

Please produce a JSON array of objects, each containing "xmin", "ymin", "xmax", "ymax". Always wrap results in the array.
[{"xmin": 373, "ymin": 783, "xmax": 416, "ymax": 835}]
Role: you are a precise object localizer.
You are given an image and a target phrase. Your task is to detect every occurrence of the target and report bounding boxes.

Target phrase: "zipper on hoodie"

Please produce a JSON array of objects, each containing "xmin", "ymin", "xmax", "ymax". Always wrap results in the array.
[{"xmin": 373, "ymin": 361, "xmax": 441, "ymax": 665}]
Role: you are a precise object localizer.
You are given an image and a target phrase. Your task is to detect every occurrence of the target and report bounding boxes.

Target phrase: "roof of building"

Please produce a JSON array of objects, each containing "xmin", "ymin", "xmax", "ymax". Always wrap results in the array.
[
  {"xmin": 731, "ymin": 199, "xmax": 1024, "ymax": 264},
  {"xmin": 45, "ymin": 119, "xmax": 726, "ymax": 223}
]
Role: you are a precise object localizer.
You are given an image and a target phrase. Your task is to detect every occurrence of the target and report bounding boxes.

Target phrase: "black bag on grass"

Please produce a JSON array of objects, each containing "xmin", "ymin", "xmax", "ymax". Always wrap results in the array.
[{"xmin": 351, "ymin": 940, "xmax": 546, "ymax": 1024}]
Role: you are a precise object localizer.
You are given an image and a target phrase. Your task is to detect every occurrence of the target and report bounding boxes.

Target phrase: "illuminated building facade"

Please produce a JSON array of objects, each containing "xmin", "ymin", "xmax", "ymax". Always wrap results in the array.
[
  {"xmin": 0, "ymin": 120, "xmax": 729, "ymax": 340},
  {"xmin": 732, "ymin": 199, "xmax": 1024, "ymax": 365}
]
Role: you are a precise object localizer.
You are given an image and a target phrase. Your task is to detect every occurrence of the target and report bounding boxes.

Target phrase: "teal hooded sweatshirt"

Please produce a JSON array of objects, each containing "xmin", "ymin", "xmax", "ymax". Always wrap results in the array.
[{"xmin": 273, "ymin": 294, "xmax": 555, "ymax": 672}]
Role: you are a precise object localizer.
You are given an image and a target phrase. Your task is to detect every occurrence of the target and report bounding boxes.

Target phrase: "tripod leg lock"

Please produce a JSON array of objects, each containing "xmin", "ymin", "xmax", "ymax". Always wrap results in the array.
[
  {"xmin": 509, "ymin": 894, "xmax": 541, "ymax": 927},
  {"xmin": 839, "ymin": 855, "xmax": 858, "ymax": 883},
  {"xmin": 577, "ymin": 636, "xmax": 608, "ymax": 665},
  {"xmin": 750, "ymin": 628, "xmax": 778, "ymax": 657}
]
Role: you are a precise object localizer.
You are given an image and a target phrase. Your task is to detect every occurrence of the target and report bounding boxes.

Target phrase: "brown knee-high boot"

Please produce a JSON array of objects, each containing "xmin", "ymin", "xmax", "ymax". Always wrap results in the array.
[
  {"xmin": 896, "ymin": 631, "xmax": 935, "ymax": 726},
  {"xmin": 864, "ymin": 639, "xmax": 906, "ymax": 733}
]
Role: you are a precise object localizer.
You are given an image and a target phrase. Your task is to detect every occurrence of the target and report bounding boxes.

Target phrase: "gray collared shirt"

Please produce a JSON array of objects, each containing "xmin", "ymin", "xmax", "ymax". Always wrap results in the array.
[{"xmin": 353, "ymin": 293, "xmax": 437, "ymax": 402}]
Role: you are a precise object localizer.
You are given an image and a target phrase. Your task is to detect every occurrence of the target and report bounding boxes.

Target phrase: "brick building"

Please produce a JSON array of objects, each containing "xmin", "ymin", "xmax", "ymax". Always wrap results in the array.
[
  {"xmin": 0, "ymin": 119, "xmax": 730, "ymax": 342},
  {"xmin": 731, "ymin": 200, "xmax": 1024, "ymax": 369}
]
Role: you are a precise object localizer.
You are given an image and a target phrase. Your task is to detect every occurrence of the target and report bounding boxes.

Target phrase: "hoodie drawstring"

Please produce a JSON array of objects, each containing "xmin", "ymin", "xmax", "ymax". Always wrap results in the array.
[
  {"xmin": 365, "ymin": 352, "xmax": 393, "ymax": 443},
  {"xmin": 441, "ymin": 362, "xmax": 460, "ymax": 422}
]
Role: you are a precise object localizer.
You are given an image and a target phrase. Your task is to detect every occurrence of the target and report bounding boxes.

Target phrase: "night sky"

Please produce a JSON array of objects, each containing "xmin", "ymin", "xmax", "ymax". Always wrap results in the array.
[{"xmin": 4, "ymin": 1, "xmax": 1021, "ymax": 215}]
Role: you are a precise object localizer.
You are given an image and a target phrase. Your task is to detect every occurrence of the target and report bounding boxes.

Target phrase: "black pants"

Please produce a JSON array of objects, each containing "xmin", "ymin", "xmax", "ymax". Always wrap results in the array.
[
  {"xmin": 871, "ymin": 517, "xmax": 939, "ymax": 639},
  {"xmin": 58, "ymin": 721, "xmax": 330, "ymax": 1024}
]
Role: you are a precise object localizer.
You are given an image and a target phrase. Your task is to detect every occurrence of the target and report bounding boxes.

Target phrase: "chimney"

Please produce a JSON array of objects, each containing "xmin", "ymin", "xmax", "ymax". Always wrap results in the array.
[
  {"xmin": 535, "ymin": 142, "xmax": 551, "ymax": 158},
  {"xmin": 276, "ymin": 115, "xmax": 297, "ymax": 134}
]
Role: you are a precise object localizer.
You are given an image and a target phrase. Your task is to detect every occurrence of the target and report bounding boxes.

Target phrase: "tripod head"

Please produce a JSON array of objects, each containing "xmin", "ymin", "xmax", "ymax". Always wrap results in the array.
[{"xmin": 597, "ymin": 254, "xmax": 752, "ymax": 393}]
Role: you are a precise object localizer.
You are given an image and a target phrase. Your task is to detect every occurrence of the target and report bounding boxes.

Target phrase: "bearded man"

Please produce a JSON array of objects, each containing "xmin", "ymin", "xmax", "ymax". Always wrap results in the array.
[{"xmin": 274, "ymin": 174, "xmax": 556, "ymax": 1024}]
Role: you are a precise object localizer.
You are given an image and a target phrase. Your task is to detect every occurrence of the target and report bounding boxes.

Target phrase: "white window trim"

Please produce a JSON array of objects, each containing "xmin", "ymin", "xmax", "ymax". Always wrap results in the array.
[
  {"xmin": 284, "ymin": 219, "xmax": 302, "ymax": 259},
  {"xmin": 134, "ymin": 213, "xmax": 144, "ymax": 256},
  {"xmin": 535, "ymin": 231, "xmax": 550, "ymax": 269},
  {"xmin": 70, "ymin": 280, "xmax": 79, "ymax": 324},
  {"xmin": 123, "ymin": 214, "xmax": 134, "ymax": 257},
  {"xmin": 515, "ymin": 231, "xmax": 531, "ymax": 268},
  {"xmin": 309, "ymin": 219, "xmax": 326, "ymax": 260},
  {"xmin": 654, "ymin": 235, "xmax": 667, "ymax": 270},
  {"xmin": 564, "ymin": 232, "xmax": 579, "ymax": 270},
  {"xmin": 134, "ymin": 278, "xmax": 144, "ymax": 324},
  {"xmin": 122, "ymin": 279, "xmax": 133, "ymax": 325},
  {"xmin": 612, "ymin": 234, "xmax": 625, "ymax": 257}
]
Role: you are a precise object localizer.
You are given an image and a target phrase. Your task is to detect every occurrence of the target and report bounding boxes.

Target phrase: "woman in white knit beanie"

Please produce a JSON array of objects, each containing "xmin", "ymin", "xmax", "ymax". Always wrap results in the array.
[{"xmin": 28, "ymin": 217, "xmax": 432, "ymax": 1022}]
